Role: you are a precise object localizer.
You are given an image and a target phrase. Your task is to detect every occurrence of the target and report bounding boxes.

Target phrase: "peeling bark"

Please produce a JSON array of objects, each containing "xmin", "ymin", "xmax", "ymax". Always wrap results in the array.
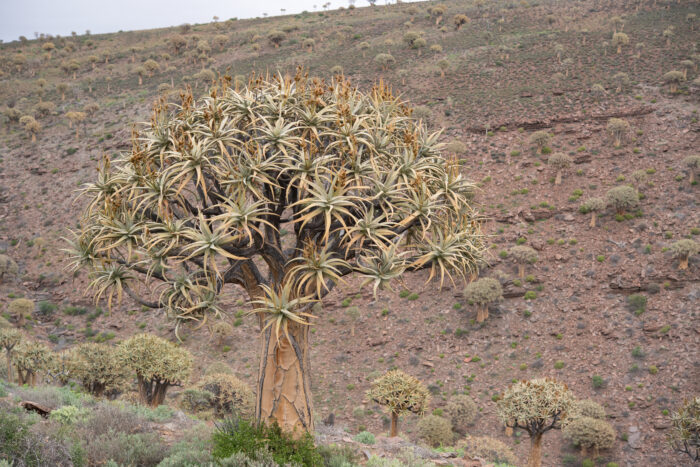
[
  {"xmin": 256, "ymin": 321, "xmax": 314, "ymax": 437},
  {"xmin": 527, "ymin": 433, "xmax": 543, "ymax": 467}
]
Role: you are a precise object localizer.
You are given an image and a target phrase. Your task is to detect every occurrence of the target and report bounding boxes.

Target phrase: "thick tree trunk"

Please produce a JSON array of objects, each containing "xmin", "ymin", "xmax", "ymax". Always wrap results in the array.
[
  {"xmin": 527, "ymin": 433, "xmax": 543, "ymax": 467},
  {"xmin": 256, "ymin": 321, "xmax": 314, "ymax": 436},
  {"xmin": 590, "ymin": 212, "xmax": 597, "ymax": 228},
  {"xmin": 518, "ymin": 264, "xmax": 525, "ymax": 279},
  {"xmin": 390, "ymin": 412, "xmax": 399, "ymax": 437},
  {"xmin": 555, "ymin": 170, "xmax": 562, "ymax": 185},
  {"xmin": 678, "ymin": 256, "xmax": 689, "ymax": 270},
  {"xmin": 5, "ymin": 353, "xmax": 12, "ymax": 383},
  {"xmin": 476, "ymin": 305, "xmax": 488, "ymax": 323}
]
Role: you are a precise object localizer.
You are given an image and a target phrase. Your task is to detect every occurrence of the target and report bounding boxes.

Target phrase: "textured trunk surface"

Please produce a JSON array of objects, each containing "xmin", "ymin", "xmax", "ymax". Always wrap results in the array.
[
  {"xmin": 679, "ymin": 256, "xmax": 689, "ymax": 270},
  {"xmin": 257, "ymin": 321, "xmax": 314, "ymax": 436},
  {"xmin": 476, "ymin": 305, "xmax": 488, "ymax": 323},
  {"xmin": 555, "ymin": 170, "xmax": 562, "ymax": 185},
  {"xmin": 518, "ymin": 264, "xmax": 525, "ymax": 279},
  {"xmin": 527, "ymin": 433, "xmax": 543, "ymax": 467},
  {"xmin": 590, "ymin": 211, "xmax": 597, "ymax": 228},
  {"xmin": 390, "ymin": 412, "xmax": 399, "ymax": 437},
  {"xmin": 5, "ymin": 353, "xmax": 12, "ymax": 384}
]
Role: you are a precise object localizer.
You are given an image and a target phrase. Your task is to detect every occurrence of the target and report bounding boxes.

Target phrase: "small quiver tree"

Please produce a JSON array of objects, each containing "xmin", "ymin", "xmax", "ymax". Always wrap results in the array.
[
  {"xmin": 606, "ymin": 118, "xmax": 630, "ymax": 147},
  {"xmin": 0, "ymin": 327, "xmax": 22, "ymax": 383},
  {"xmin": 580, "ymin": 197, "xmax": 606, "ymax": 228},
  {"xmin": 437, "ymin": 58, "xmax": 449, "ymax": 78},
  {"xmin": 374, "ymin": 53, "xmax": 396, "ymax": 71},
  {"xmin": 57, "ymin": 83, "xmax": 69, "ymax": 101},
  {"xmin": 445, "ymin": 394, "xmax": 477, "ymax": 435},
  {"xmin": 682, "ymin": 155, "xmax": 700, "ymax": 185},
  {"xmin": 12, "ymin": 340, "xmax": 52, "ymax": 386},
  {"xmin": 453, "ymin": 14, "xmax": 469, "ymax": 30},
  {"xmin": 67, "ymin": 73, "xmax": 483, "ymax": 435},
  {"xmin": 367, "ymin": 369, "xmax": 430, "ymax": 437},
  {"xmin": 66, "ymin": 342, "xmax": 127, "ymax": 396},
  {"xmin": 302, "ymin": 38, "xmax": 315, "ymax": 52},
  {"xmin": 670, "ymin": 239, "xmax": 699, "ymax": 270},
  {"xmin": 562, "ymin": 416, "xmax": 616, "ymax": 458},
  {"xmin": 117, "ymin": 333, "xmax": 192, "ymax": 407},
  {"xmin": 19, "ymin": 115, "xmax": 40, "ymax": 142},
  {"xmin": 463, "ymin": 277, "xmax": 503, "ymax": 323},
  {"xmin": 497, "ymin": 378, "xmax": 576, "ymax": 467},
  {"xmin": 668, "ymin": 397, "xmax": 700, "ymax": 462},
  {"xmin": 510, "ymin": 246, "xmax": 538, "ymax": 279},
  {"xmin": 9, "ymin": 298, "xmax": 34, "ymax": 327},
  {"xmin": 548, "ymin": 153, "xmax": 572, "ymax": 185},
  {"xmin": 663, "ymin": 70, "xmax": 685, "ymax": 93},
  {"xmin": 267, "ymin": 30, "xmax": 285, "ymax": 48},
  {"xmin": 135, "ymin": 66, "xmax": 146, "ymax": 86},
  {"xmin": 210, "ymin": 320, "xmax": 234, "ymax": 347},
  {"xmin": 65, "ymin": 111, "xmax": 86, "ymax": 140},
  {"xmin": 680, "ymin": 60, "xmax": 694, "ymax": 80},
  {"xmin": 605, "ymin": 186, "xmax": 638, "ymax": 215},
  {"xmin": 611, "ymin": 32, "xmax": 629, "ymax": 54},
  {"xmin": 529, "ymin": 130, "xmax": 551, "ymax": 153}
]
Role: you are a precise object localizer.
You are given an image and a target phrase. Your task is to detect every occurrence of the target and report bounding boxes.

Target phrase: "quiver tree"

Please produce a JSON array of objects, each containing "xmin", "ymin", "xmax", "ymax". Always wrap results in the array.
[
  {"xmin": 144, "ymin": 59, "xmax": 160, "ymax": 77},
  {"xmin": 373, "ymin": 53, "xmax": 396, "ymax": 71},
  {"xmin": 437, "ymin": 58, "xmax": 449, "ymax": 78},
  {"xmin": 610, "ymin": 16, "xmax": 624, "ymax": 33},
  {"xmin": 267, "ymin": 30, "xmax": 285, "ymax": 48},
  {"xmin": 65, "ymin": 111, "xmax": 86, "ymax": 140},
  {"xmin": 135, "ymin": 66, "xmax": 146, "ymax": 86},
  {"xmin": 680, "ymin": 60, "xmax": 694, "ymax": 80},
  {"xmin": 42, "ymin": 41, "xmax": 55, "ymax": 59},
  {"xmin": 0, "ymin": 327, "xmax": 22, "ymax": 383},
  {"xmin": 463, "ymin": 277, "xmax": 503, "ymax": 323},
  {"xmin": 663, "ymin": 70, "xmax": 685, "ymax": 93},
  {"xmin": 510, "ymin": 246, "xmax": 538, "ymax": 279},
  {"xmin": 663, "ymin": 28, "xmax": 674, "ymax": 47},
  {"xmin": 66, "ymin": 342, "xmax": 127, "ymax": 396},
  {"xmin": 57, "ymin": 83, "xmax": 69, "ymax": 101},
  {"xmin": 612, "ymin": 72, "xmax": 630, "ymax": 93},
  {"xmin": 547, "ymin": 153, "xmax": 572, "ymax": 185},
  {"xmin": 670, "ymin": 239, "xmax": 699, "ymax": 270},
  {"xmin": 497, "ymin": 378, "xmax": 575, "ymax": 467},
  {"xmin": 367, "ymin": 369, "xmax": 430, "ymax": 437},
  {"xmin": 213, "ymin": 34, "xmax": 229, "ymax": 50},
  {"xmin": 668, "ymin": 397, "xmax": 700, "ymax": 461},
  {"xmin": 606, "ymin": 118, "xmax": 630, "ymax": 147},
  {"xmin": 210, "ymin": 320, "xmax": 234, "ymax": 346},
  {"xmin": 117, "ymin": 334, "xmax": 192, "ymax": 407},
  {"xmin": 19, "ymin": 115, "xmax": 40, "ymax": 142},
  {"xmin": 170, "ymin": 35, "xmax": 187, "ymax": 55},
  {"xmin": 12, "ymin": 340, "xmax": 52, "ymax": 386},
  {"xmin": 605, "ymin": 185, "xmax": 638, "ymax": 215},
  {"xmin": 429, "ymin": 5, "xmax": 445, "ymax": 25},
  {"xmin": 9, "ymin": 298, "xmax": 34, "ymax": 326},
  {"xmin": 688, "ymin": 13, "xmax": 697, "ymax": 31},
  {"xmin": 66, "ymin": 72, "xmax": 483, "ymax": 435},
  {"xmin": 302, "ymin": 38, "xmax": 315, "ymax": 52},
  {"xmin": 529, "ymin": 130, "xmax": 551, "ymax": 153},
  {"xmin": 453, "ymin": 14, "xmax": 469, "ymax": 30},
  {"xmin": 359, "ymin": 42, "xmax": 369, "ymax": 58},
  {"xmin": 579, "ymin": 197, "xmax": 606, "ymax": 227},
  {"xmin": 683, "ymin": 155, "xmax": 700, "ymax": 184},
  {"xmin": 611, "ymin": 32, "xmax": 629, "ymax": 54},
  {"xmin": 47, "ymin": 350, "xmax": 71, "ymax": 385}
]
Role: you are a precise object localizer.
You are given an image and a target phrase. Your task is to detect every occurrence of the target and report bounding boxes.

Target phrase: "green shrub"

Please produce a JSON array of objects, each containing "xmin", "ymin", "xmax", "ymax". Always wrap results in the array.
[
  {"xmin": 417, "ymin": 414, "xmax": 453, "ymax": 447},
  {"xmin": 353, "ymin": 430, "xmax": 376, "ymax": 445},
  {"xmin": 573, "ymin": 399, "xmax": 606, "ymax": 420},
  {"xmin": 445, "ymin": 394, "xmax": 477, "ymax": 434},
  {"xmin": 84, "ymin": 431, "xmax": 168, "ymax": 467},
  {"xmin": 317, "ymin": 444, "xmax": 359, "ymax": 467},
  {"xmin": 212, "ymin": 416, "xmax": 323, "ymax": 466},
  {"xmin": 626, "ymin": 294, "xmax": 647, "ymax": 315},
  {"xmin": 49, "ymin": 405, "xmax": 90, "ymax": 425},
  {"xmin": 156, "ymin": 427, "xmax": 214, "ymax": 467},
  {"xmin": 204, "ymin": 361, "xmax": 234, "ymax": 376}
]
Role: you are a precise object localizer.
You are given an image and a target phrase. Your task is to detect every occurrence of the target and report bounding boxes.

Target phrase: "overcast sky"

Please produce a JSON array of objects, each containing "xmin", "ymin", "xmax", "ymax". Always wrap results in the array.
[{"xmin": 0, "ymin": 0, "xmax": 407, "ymax": 43}]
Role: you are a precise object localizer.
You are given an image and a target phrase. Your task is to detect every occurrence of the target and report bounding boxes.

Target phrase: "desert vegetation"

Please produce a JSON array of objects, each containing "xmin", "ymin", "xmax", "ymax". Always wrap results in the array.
[{"xmin": 0, "ymin": 0, "xmax": 697, "ymax": 465}]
